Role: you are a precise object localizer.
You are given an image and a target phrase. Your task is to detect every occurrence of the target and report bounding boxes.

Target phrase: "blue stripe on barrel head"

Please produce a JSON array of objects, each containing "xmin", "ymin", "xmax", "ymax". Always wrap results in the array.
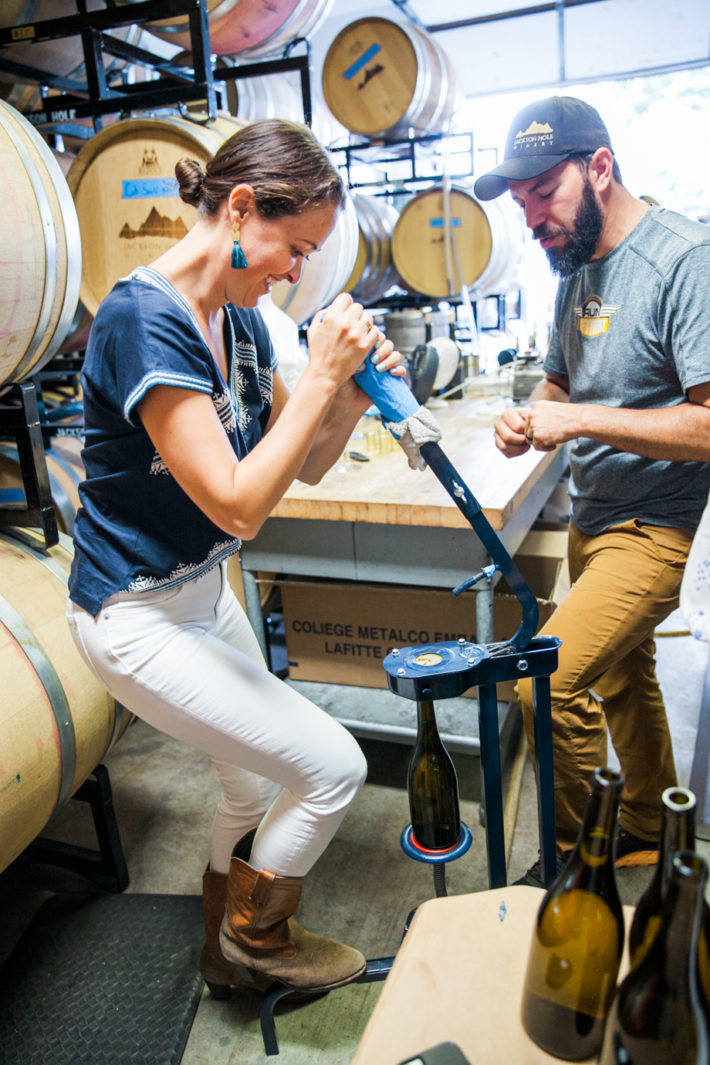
[{"xmin": 343, "ymin": 43, "xmax": 381, "ymax": 80}]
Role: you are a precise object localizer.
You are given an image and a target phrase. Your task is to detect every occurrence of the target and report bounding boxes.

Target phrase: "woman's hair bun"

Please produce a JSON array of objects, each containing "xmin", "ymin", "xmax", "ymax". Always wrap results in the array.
[{"xmin": 175, "ymin": 157, "xmax": 205, "ymax": 207}]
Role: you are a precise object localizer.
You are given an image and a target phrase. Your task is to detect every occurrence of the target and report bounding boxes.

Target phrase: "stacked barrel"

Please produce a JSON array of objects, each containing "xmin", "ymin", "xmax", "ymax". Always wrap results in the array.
[
  {"xmin": 0, "ymin": 100, "xmax": 127, "ymax": 875},
  {"xmin": 0, "ymin": 100, "xmax": 82, "ymax": 390}
]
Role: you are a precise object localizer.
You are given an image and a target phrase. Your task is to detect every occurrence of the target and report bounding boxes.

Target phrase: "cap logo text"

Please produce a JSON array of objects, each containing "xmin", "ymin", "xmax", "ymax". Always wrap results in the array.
[{"xmin": 513, "ymin": 120, "xmax": 554, "ymax": 153}]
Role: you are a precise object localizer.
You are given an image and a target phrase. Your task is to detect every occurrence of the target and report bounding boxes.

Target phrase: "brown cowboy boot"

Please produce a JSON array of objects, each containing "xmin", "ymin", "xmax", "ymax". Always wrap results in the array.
[
  {"xmin": 219, "ymin": 856, "xmax": 366, "ymax": 991},
  {"xmin": 200, "ymin": 830, "xmax": 274, "ymax": 997}
]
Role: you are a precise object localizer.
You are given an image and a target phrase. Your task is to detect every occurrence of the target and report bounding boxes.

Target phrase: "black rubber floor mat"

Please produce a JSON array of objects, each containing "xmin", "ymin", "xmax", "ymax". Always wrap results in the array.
[{"xmin": 0, "ymin": 892, "xmax": 205, "ymax": 1065}]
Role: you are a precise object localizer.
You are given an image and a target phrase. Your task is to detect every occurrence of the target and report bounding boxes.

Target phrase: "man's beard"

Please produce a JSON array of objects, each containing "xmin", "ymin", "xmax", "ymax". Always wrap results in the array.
[{"xmin": 535, "ymin": 177, "xmax": 603, "ymax": 277}]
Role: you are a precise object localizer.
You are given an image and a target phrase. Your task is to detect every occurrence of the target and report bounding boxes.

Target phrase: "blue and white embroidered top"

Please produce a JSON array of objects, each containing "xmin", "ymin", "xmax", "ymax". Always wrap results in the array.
[{"xmin": 68, "ymin": 267, "xmax": 278, "ymax": 616}]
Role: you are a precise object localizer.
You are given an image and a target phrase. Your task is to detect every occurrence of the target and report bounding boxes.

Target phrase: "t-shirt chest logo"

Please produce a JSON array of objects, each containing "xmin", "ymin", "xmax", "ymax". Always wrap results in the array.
[{"xmin": 574, "ymin": 293, "xmax": 619, "ymax": 338}]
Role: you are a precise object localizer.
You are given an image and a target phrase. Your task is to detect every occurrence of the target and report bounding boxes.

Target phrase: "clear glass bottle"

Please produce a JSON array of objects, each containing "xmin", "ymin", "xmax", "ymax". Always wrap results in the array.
[
  {"xmin": 520, "ymin": 767, "xmax": 625, "ymax": 1060},
  {"xmin": 407, "ymin": 699, "xmax": 461, "ymax": 850},
  {"xmin": 599, "ymin": 851, "xmax": 710, "ymax": 1065}
]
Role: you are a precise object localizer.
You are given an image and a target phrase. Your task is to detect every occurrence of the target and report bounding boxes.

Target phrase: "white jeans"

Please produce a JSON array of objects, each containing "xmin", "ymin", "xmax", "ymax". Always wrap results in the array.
[{"xmin": 66, "ymin": 563, "xmax": 367, "ymax": 877}]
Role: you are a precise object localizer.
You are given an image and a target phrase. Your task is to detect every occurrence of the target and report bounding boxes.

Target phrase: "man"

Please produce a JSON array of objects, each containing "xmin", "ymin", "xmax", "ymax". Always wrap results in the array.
[{"xmin": 474, "ymin": 95, "xmax": 710, "ymax": 885}]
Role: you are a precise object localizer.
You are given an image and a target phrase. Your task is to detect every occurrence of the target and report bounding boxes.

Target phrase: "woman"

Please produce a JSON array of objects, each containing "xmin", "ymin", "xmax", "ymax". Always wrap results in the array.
[{"xmin": 66, "ymin": 119, "xmax": 402, "ymax": 997}]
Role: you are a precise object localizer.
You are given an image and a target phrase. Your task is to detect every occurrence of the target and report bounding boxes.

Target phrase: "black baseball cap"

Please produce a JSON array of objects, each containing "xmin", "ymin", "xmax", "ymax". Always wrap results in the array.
[{"xmin": 474, "ymin": 95, "xmax": 613, "ymax": 201}]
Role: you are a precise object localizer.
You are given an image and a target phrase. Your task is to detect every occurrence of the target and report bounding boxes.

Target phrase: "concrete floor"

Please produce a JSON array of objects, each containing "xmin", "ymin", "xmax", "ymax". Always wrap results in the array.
[{"xmin": 1, "ymin": 608, "xmax": 709, "ymax": 1065}]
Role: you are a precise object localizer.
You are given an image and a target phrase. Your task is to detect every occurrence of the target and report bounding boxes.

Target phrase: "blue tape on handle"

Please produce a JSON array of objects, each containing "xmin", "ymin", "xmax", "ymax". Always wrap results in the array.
[{"xmin": 355, "ymin": 357, "xmax": 420, "ymax": 423}]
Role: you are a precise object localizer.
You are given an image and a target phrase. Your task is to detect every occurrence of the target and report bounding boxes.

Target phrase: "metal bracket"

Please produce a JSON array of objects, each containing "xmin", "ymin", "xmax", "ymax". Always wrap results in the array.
[
  {"xmin": 15, "ymin": 763, "xmax": 130, "ymax": 894},
  {"xmin": 0, "ymin": 380, "xmax": 58, "ymax": 546},
  {"xmin": 383, "ymin": 636, "xmax": 560, "ymax": 890},
  {"xmin": 259, "ymin": 956, "xmax": 395, "ymax": 1055}
]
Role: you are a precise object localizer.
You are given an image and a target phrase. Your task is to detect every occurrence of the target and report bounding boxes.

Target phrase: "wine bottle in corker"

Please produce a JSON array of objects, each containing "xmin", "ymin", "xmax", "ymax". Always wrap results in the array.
[
  {"xmin": 629, "ymin": 785, "xmax": 710, "ymax": 1005},
  {"xmin": 599, "ymin": 850, "xmax": 710, "ymax": 1065},
  {"xmin": 407, "ymin": 699, "xmax": 461, "ymax": 850},
  {"xmin": 520, "ymin": 766, "xmax": 625, "ymax": 1061}
]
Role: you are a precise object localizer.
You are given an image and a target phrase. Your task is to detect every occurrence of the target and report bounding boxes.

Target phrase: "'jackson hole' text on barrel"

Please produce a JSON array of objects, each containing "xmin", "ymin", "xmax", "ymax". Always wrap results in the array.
[
  {"xmin": 321, "ymin": 17, "xmax": 460, "ymax": 140},
  {"xmin": 0, "ymin": 530, "xmax": 131, "ymax": 875},
  {"xmin": 0, "ymin": 100, "xmax": 82, "ymax": 392}
]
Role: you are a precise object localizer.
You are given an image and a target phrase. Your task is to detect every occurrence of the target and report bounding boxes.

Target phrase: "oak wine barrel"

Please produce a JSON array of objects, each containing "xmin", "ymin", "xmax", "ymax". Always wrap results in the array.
[
  {"xmin": 469, "ymin": 195, "xmax": 525, "ymax": 298},
  {"xmin": 391, "ymin": 185, "xmax": 522, "ymax": 300},
  {"xmin": 146, "ymin": 0, "xmax": 333, "ymax": 58},
  {"xmin": 222, "ymin": 71, "xmax": 304, "ymax": 122},
  {"xmin": 171, "ymin": 49, "xmax": 306, "ymax": 124},
  {"xmin": 321, "ymin": 17, "xmax": 460, "ymax": 140},
  {"xmin": 0, "ymin": 529, "xmax": 131, "ymax": 874},
  {"xmin": 0, "ymin": 100, "xmax": 82, "ymax": 391}
]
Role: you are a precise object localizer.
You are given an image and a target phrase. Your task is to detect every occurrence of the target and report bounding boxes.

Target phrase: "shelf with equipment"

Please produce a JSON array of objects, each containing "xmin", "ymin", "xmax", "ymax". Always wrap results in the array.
[
  {"xmin": 330, "ymin": 129, "xmax": 475, "ymax": 193},
  {"xmin": 0, "ymin": 0, "xmax": 314, "ymax": 138}
]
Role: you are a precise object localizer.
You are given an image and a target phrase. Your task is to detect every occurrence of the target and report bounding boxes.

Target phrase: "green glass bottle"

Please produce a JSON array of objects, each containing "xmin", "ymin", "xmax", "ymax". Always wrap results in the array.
[
  {"xmin": 407, "ymin": 699, "xmax": 461, "ymax": 850},
  {"xmin": 628, "ymin": 786, "xmax": 710, "ymax": 1009},
  {"xmin": 599, "ymin": 851, "xmax": 710, "ymax": 1065},
  {"xmin": 520, "ymin": 767, "xmax": 625, "ymax": 1060}
]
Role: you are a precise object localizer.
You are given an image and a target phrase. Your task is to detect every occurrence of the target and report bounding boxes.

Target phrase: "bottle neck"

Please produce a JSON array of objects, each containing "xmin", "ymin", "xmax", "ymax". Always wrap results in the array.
[
  {"xmin": 574, "ymin": 770, "xmax": 622, "ymax": 869},
  {"xmin": 659, "ymin": 799, "xmax": 696, "ymax": 888},
  {"xmin": 416, "ymin": 700, "xmax": 440, "ymax": 740},
  {"xmin": 657, "ymin": 855, "xmax": 707, "ymax": 996}
]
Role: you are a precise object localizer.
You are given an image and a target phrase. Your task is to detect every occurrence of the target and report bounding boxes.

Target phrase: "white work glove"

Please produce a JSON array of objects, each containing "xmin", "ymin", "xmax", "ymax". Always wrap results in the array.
[{"xmin": 384, "ymin": 406, "xmax": 442, "ymax": 471}]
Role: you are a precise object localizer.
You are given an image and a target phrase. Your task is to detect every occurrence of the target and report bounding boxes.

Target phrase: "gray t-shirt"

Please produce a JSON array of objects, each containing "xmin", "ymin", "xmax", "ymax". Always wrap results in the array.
[{"xmin": 544, "ymin": 206, "xmax": 710, "ymax": 536}]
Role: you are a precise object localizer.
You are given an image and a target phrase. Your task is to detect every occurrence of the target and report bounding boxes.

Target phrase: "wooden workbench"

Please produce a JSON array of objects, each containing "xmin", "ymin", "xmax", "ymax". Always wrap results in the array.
[
  {"xmin": 352, "ymin": 887, "xmax": 633, "ymax": 1065},
  {"xmin": 271, "ymin": 396, "xmax": 556, "ymax": 531},
  {"xmin": 240, "ymin": 394, "xmax": 567, "ymax": 653}
]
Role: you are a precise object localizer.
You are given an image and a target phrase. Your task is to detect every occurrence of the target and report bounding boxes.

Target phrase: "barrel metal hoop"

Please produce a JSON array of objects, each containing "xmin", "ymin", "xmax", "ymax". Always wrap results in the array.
[
  {"xmin": 0, "ymin": 102, "xmax": 58, "ymax": 383},
  {"xmin": 30, "ymin": 136, "xmax": 83, "ymax": 365},
  {"xmin": 0, "ymin": 592, "xmax": 76, "ymax": 809},
  {"xmin": 0, "ymin": 527, "xmax": 126, "ymax": 757},
  {"xmin": 0, "ymin": 526, "xmax": 70, "ymax": 586},
  {"xmin": 0, "ymin": 529, "xmax": 126, "ymax": 751}
]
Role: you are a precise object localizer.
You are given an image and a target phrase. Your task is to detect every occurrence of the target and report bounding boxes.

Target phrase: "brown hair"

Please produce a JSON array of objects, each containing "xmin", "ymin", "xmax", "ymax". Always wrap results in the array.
[{"xmin": 175, "ymin": 119, "xmax": 346, "ymax": 219}]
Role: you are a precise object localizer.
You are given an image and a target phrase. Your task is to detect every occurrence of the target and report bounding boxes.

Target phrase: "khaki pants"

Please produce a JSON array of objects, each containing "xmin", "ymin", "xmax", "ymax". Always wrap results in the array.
[{"xmin": 517, "ymin": 518, "xmax": 693, "ymax": 855}]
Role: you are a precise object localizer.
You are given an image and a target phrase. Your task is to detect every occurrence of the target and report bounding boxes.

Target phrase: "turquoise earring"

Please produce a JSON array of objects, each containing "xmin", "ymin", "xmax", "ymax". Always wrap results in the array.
[{"xmin": 231, "ymin": 219, "xmax": 248, "ymax": 269}]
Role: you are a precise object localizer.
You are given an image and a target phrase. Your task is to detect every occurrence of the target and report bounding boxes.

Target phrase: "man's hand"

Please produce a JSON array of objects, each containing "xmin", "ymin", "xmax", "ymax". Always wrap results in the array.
[
  {"xmin": 493, "ymin": 373, "xmax": 571, "ymax": 457},
  {"xmin": 523, "ymin": 400, "xmax": 576, "ymax": 451},
  {"xmin": 493, "ymin": 406, "xmax": 532, "ymax": 457}
]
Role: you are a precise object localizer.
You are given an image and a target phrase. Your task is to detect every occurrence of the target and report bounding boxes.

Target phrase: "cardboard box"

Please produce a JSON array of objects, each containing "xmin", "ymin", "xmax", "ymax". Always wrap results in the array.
[{"xmin": 281, "ymin": 530, "xmax": 567, "ymax": 700}]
